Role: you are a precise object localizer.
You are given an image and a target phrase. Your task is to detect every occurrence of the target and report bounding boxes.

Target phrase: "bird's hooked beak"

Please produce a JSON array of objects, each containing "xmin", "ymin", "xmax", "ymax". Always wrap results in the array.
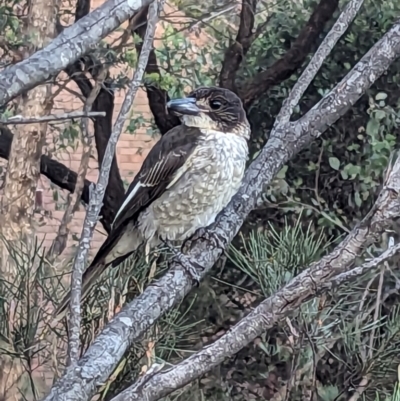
[{"xmin": 167, "ymin": 97, "xmax": 201, "ymax": 116}]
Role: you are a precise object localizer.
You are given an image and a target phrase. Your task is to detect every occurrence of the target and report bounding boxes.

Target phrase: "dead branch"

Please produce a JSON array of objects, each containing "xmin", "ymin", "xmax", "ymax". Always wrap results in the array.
[
  {"xmin": 241, "ymin": 0, "xmax": 339, "ymax": 108},
  {"xmin": 60, "ymin": 0, "xmax": 163, "ymax": 373},
  {"xmin": 41, "ymin": 10, "xmax": 400, "ymax": 401},
  {"xmin": 0, "ymin": 0, "xmax": 154, "ymax": 106},
  {"xmin": 0, "ymin": 111, "xmax": 105, "ymax": 125},
  {"xmin": 109, "ymin": 155, "xmax": 400, "ymax": 401}
]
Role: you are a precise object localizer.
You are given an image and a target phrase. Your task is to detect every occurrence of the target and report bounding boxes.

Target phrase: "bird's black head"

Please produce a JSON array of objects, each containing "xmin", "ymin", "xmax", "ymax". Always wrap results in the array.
[{"xmin": 167, "ymin": 87, "xmax": 250, "ymax": 138}]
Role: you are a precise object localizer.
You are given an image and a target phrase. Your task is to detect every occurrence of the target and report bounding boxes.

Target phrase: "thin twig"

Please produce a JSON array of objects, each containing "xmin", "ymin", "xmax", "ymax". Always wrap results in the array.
[
  {"xmin": 188, "ymin": 4, "xmax": 237, "ymax": 33},
  {"xmin": 327, "ymin": 243, "xmax": 400, "ymax": 288},
  {"xmin": 274, "ymin": 0, "xmax": 365, "ymax": 127},
  {"xmin": 64, "ymin": 0, "xmax": 162, "ymax": 364},
  {"xmin": 367, "ymin": 264, "xmax": 384, "ymax": 361},
  {"xmin": 0, "ymin": 111, "xmax": 105, "ymax": 124},
  {"xmin": 67, "ymin": 68, "xmax": 108, "ymax": 365}
]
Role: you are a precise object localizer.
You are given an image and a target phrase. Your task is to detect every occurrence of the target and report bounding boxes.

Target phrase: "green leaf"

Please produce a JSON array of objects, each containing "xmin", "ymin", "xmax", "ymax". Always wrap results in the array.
[
  {"xmin": 366, "ymin": 119, "xmax": 380, "ymax": 137},
  {"xmin": 375, "ymin": 110, "xmax": 386, "ymax": 120},
  {"xmin": 375, "ymin": 92, "xmax": 387, "ymax": 100},
  {"xmin": 329, "ymin": 157, "xmax": 340, "ymax": 171},
  {"xmin": 354, "ymin": 191, "xmax": 362, "ymax": 207},
  {"xmin": 276, "ymin": 165, "xmax": 288, "ymax": 179}
]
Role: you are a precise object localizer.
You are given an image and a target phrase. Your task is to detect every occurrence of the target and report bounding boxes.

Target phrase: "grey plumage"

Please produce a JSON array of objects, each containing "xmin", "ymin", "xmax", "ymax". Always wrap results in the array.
[{"xmin": 55, "ymin": 86, "xmax": 250, "ymax": 318}]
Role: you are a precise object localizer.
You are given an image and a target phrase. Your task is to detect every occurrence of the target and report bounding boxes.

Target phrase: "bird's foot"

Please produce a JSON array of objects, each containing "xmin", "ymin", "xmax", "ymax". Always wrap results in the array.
[
  {"xmin": 178, "ymin": 255, "xmax": 201, "ymax": 287},
  {"xmin": 161, "ymin": 238, "xmax": 202, "ymax": 286},
  {"xmin": 159, "ymin": 238, "xmax": 180, "ymax": 257},
  {"xmin": 183, "ymin": 226, "xmax": 226, "ymax": 254}
]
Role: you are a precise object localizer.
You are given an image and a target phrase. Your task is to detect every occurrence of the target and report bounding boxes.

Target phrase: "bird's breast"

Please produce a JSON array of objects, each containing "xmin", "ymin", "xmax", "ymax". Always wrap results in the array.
[{"xmin": 138, "ymin": 131, "xmax": 248, "ymax": 243}]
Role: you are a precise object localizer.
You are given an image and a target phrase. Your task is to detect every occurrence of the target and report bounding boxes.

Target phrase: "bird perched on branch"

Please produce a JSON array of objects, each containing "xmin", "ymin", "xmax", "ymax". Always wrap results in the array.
[{"xmin": 55, "ymin": 86, "xmax": 250, "ymax": 318}]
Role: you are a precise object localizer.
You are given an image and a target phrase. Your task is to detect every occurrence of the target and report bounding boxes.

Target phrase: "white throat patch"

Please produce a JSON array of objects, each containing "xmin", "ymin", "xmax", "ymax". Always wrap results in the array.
[{"xmin": 181, "ymin": 114, "xmax": 218, "ymax": 131}]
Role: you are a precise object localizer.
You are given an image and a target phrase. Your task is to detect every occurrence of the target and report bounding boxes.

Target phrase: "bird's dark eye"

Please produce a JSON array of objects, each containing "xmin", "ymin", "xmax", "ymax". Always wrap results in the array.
[{"xmin": 209, "ymin": 99, "xmax": 222, "ymax": 110}]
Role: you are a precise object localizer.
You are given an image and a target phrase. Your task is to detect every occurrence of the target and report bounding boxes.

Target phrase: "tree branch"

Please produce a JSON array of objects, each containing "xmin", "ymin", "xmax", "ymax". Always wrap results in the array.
[
  {"xmin": 219, "ymin": 0, "xmax": 258, "ymax": 93},
  {"xmin": 41, "ymin": 10, "xmax": 400, "ymax": 401},
  {"xmin": 67, "ymin": 72, "xmax": 107, "ymax": 365},
  {"xmin": 241, "ymin": 0, "xmax": 339, "ymax": 108},
  {"xmin": 0, "ymin": 111, "xmax": 105, "ymax": 125},
  {"xmin": 61, "ymin": 0, "xmax": 163, "ymax": 378},
  {"xmin": 110, "ymin": 153, "xmax": 400, "ymax": 401},
  {"xmin": 274, "ymin": 0, "xmax": 364, "ymax": 126},
  {"xmin": 0, "ymin": 0, "xmax": 154, "ymax": 106},
  {"xmin": 132, "ymin": 6, "xmax": 181, "ymax": 134}
]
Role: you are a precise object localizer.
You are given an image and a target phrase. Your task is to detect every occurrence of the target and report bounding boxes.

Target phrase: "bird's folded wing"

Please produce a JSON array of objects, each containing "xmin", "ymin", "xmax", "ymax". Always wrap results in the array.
[
  {"xmin": 88, "ymin": 125, "xmax": 202, "ymax": 269},
  {"xmin": 112, "ymin": 125, "xmax": 203, "ymax": 230}
]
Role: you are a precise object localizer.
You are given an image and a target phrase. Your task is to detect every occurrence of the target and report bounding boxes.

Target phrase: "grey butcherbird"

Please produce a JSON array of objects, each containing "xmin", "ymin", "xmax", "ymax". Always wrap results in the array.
[{"xmin": 55, "ymin": 86, "xmax": 250, "ymax": 318}]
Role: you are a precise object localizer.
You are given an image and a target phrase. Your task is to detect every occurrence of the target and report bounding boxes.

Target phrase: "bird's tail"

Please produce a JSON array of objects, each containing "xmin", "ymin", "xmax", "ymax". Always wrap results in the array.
[{"xmin": 53, "ymin": 259, "xmax": 108, "ymax": 319}]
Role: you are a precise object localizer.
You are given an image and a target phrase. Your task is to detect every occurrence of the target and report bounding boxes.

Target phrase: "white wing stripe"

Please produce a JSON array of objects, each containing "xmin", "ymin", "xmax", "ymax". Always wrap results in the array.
[{"xmin": 112, "ymin": 182, "xmax": 142, "ymax": 226}]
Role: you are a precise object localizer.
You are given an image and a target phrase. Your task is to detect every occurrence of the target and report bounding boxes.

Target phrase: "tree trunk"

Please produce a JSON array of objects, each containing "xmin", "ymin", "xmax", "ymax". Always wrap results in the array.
[{"xmin": 0, "ymin": 0, "xmax": 59, "ymax": 399}]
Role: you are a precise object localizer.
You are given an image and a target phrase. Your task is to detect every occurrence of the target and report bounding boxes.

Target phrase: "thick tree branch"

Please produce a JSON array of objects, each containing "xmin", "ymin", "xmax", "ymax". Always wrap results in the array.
[
  {"xmin": 0, "ymin": 0, "xmax": 154, "ymax": 106},
  {"xmin": 241, "ymin": 0, "xmax": 339, "ymax": 108},
  {"xmin": 41, "ymin": 10, "xmax": 400, "ymax": 401},
  {"xmin": 57, "ymin": 0, "xmax": 163, "ymax": 386},
  {"xmin": 219, "ymin": 0, "xmax": 258, "ymax": 93},
  {"xmin": 111, "ymin": 153, "xmax": 400, "ymax": 401},
  {"xmin": 132, "ymin": 6, "xmax": 180, "ymax": 134}
]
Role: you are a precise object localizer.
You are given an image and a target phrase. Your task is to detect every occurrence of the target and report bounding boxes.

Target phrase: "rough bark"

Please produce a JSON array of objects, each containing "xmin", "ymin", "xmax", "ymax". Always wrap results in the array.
[
  {"xmin": 0, "ymin": 125, "xmax": 114, "ymax": 232},
  {"xmin": 41, "ymin": 5, "xmax": 399, "ymax": 401},
  {"xmin": 0, "ymin": 0, "xmax": 59, "ymax": 243},
  {"xmin": 0, "ymin": 0, "xmax": 153, "ymax": 107},
  {"xmin": 111, "ymin": 152, "xmax": 400, "ymax": 401},
  {"xmin": 0, "ymin": 0, "xmax": 60, "ymax": 398}
]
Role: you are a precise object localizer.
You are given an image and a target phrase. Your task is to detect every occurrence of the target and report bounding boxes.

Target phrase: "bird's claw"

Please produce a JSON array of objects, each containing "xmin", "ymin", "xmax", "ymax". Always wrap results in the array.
[
  {"xmin": 161, "ymin": 238, "xmax": 202, "ymax": 286},
  {"xmin": 183, "ymin": 226, "xmax": 226, "ymax": 254},
  {"xmin": 183, "ymin": 263, "xmax": 201, "ymax": 287},
  {"xmin": 174, "ymin": 251, "xmax": 202, "ymax": 286}
]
